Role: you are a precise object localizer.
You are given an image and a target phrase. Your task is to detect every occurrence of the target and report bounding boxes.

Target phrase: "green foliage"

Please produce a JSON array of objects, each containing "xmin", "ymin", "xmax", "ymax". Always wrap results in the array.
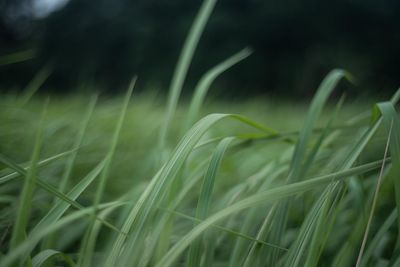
[{"xmin": 0, "ymin": 1, "xmax": 399, "ymax": 266}]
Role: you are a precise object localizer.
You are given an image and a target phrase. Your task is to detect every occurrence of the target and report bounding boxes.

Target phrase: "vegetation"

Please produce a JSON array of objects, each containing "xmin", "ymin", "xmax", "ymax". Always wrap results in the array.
[{"xmin": 1, "ymin": 0, "xmax": 400, "ymax": 266}]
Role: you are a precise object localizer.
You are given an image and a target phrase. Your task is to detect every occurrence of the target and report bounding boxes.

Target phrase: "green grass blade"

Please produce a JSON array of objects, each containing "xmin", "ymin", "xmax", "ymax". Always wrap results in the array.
[
  {"xmin": 242, "ymin": 204, "xmax": 277, "ymax": 267},
  {"xmin": 375, "ymin": 102, "xmax": 400, "ymax": 251},
  {"xmin": 32, "ymin": 249, "xmax": 76, "ymax": 267},
  {"xmin": 360, "ymin": 209, "xmax": 397, "ymax": 266},
  {"xmin": 78, "ymin": 77, "xmax": 135, "ymax": 267},
  {"xmin": 9, "ymin": 100, "xmax": 47, "ymax": 257},
  {"xmin": 356, "ymin": 121, "xmax": 392, "ymax": 267},
  {"xmin": 184, "ymin": 48, "xmax": 252, "ymax": 130},
  {"xmin": 0, "ymin": 149, "xmax": 77, "ymax": 185},
  {"xmin": 18, "ymin": 66, "xmax": 52, "ymax": 106},
  {"xmin": 187, "ymin": 137, "xmax": 234, "ymax": 267},
  {"xmin": 30, "ymin": 159, "xmax": 107, "ymax": 240},
  {"xmin": 0, "ymin": 49, "xmax": 35, "ymax": 66},
  {"xmin": 165, "ymin": 208, "xmax": 287, "ymax": 251},
  {"xmin": 58, "ymin": 94, "xmax": 97, "ymax": 193},
  {"xmin": 289, "ymin": 69, "xmax": 351, "ymax": 181},
  {"xmin": 159, "ymin": 0, "xmax": 217, "ymax": 155}
]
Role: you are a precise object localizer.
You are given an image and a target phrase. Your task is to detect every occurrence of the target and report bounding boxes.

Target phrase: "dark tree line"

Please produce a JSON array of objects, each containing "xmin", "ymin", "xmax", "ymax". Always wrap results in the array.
[{"xmin": 1, "ymin": 0, "xmax": 400, "ymax": 97}]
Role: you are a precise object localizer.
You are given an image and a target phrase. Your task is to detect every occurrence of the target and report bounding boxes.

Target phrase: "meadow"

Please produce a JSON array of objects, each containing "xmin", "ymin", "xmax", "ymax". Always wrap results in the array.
[{"xmin": 1, "ymin": 0, "xmax": 400, "ymax": 266}]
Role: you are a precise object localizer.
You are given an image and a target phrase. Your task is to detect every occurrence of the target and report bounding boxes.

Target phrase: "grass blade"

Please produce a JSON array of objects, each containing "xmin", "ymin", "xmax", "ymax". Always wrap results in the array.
[
  {"xmin": 18, "ymin": 66, "xmax": 52, "ymax": 106},
  {"xmin": 0, "ymin": 49, "xmax": 35, "ymax": 66},
  {"xmin": 78, "ymin": 77, "xmax": 135, "ymax": 267},
  {"xmin": 184, "ymin": 48, "xmax": 252, "ymax": 130},
  {"xmin": 159, "ymin": 0, "xmax": 217, "ymax": 155},
  {"xmin": 32, "ymin": 249, "xmax": 76, "ymax": 267},
  {"xmin": 9, "ymin": 100, "xmax": 47, "ymax": 261},
  {"xmin": 187, "ymin": 137, "xmax": 234, "ymax": 267}
]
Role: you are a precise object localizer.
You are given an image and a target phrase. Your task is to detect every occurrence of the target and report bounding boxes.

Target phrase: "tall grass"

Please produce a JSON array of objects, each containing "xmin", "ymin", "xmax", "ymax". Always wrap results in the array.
[{"xmin": 1, "ymin": 0, "xmax": 399, "ymax": 266}]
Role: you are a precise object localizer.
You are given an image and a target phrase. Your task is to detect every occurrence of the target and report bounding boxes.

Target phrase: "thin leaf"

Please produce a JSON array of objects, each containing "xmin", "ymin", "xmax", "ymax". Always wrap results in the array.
[
  {"xmin": 187, "ymin": 137, "xmax": 234, "ymax": 267},
  {"xmin": 32, "ymin": 249, "xmax": 76, "ymax": 267},
  {"xmin": 159, "ymin": 0, "xmax": 217, "ymax": 155},
  {"xmin": 9, "ymin": 99, "xmax": 47, "ymax": 255},
  {"xmin": 184, "ymin": 48, "xmax": 252, "ymax": 130}
]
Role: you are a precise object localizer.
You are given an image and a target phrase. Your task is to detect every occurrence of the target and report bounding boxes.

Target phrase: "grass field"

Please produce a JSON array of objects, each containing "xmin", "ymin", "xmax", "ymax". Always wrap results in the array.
[
  {"xmin": 1, "ymin": 0, "xmax": 400, "ymax": 265},
  {"xmin": 1, "ymin": 79, "xmax": 400, "ymax": 267}
]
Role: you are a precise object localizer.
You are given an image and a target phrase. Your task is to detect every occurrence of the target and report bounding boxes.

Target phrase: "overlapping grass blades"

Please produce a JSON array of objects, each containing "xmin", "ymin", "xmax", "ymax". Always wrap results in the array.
[
  {"xmin": 105, "ymin": 113, "xmax": 277, "ymax": 266},
  {"xmin": 155, "ymin": 159, "xmax": 388, "ymax": 267}
]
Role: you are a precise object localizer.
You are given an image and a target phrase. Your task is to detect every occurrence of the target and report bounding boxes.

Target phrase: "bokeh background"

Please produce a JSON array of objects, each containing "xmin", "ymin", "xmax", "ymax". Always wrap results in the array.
[{"xmin": 1, "ymin": 0, "xmax": 399, "ymax": 98}]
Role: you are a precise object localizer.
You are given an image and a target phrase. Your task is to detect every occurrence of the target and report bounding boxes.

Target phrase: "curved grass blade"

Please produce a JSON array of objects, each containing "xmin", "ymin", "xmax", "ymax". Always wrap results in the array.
[
  {"xmin": 184, "ymin": 48, "xmax": 252, "ymax": 130},
  {"xmin": 187, "ymin": 137, "xmax": 234, "ymax": 267},
  {"xmin": 159, "ymin": 0, "xmax": 217, "ymax": 155},
  {"xmin": 32, "ymin": 249, "xmax": 76, "ymax": 267},
  {"xmin": 289, "ymin": 69, "xmax": 351, "ymax": 182}
]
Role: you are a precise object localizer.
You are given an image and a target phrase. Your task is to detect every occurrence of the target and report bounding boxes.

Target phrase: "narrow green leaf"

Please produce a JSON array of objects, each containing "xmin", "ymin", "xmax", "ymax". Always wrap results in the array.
[
  {"xmin": 159, "ymin": 0, "xmax": 217, "ymax": 155},
  {"xmin": 184, "ymin": 48, "xmax": 252, "ymax": 130},
  {"xmin": 0, "ymin": 149, "xmax": 77, "ymax": 185},
  {"xmin": 0, "ymin": 49, "xmax": 35, "ymax": 66},
  {"xmin": 356, "ymin": 121, "xmax": 392, "ymax": 267},
  {"xmin": 187, "ymin": 137, "xmax": 234, "ymax": 267},
  {"xmin": 18, "ymin": 66, "xmax": 52, "ymax": 106},
  {"xmin": 32, "ymin": 249, "xmax": 76, "ymax": 267},
  {"xmin": 59, "ymin": 94, "xmax": 97, "ymax": 193},
  {"xmin": 9, "ymin": 99, "xmax": 47, "ymax": 256},
  {"xmin": 79, "ymin": 77, "xmax": 135, "ymax": 267}
]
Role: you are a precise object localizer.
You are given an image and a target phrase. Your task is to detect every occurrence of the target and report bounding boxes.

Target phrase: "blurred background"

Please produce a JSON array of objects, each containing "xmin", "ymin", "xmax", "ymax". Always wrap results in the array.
[{"xmin": 0, "ymin": 0, "xmax": 399, "ymax": 98}]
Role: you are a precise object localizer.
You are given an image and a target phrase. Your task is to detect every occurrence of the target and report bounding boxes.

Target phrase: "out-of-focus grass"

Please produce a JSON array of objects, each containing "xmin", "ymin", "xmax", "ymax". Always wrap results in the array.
[{"xmin": 0, "ymin": 92, "xmax": 369, "ymax": 195}]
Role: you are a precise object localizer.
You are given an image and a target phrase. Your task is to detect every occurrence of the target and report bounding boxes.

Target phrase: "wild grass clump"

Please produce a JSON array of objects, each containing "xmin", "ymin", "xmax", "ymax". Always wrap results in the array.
[{"xmin": 1, "ymin": 0, "xmax": 400, "ymax": 266}]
